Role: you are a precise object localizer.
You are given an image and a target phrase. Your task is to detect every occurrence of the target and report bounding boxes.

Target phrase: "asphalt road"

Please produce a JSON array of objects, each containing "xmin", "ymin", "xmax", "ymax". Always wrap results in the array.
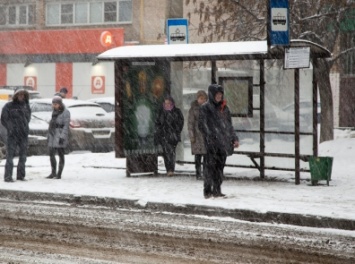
[{"xmin": 0, "ymin": 198, "xmax": 354, "ymax": 263}]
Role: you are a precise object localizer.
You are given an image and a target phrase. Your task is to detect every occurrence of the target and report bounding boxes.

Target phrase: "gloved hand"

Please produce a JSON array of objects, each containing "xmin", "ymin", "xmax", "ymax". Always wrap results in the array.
[{"xmin": 59, "ymin": 138, "xmax": 64, "ymax": 145}]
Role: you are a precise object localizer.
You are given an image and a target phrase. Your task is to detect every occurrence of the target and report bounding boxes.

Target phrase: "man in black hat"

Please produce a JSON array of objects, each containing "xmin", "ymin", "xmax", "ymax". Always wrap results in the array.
[{"xmin": 1, "ymin": 88, "xmax": 31, "ymax": 182}]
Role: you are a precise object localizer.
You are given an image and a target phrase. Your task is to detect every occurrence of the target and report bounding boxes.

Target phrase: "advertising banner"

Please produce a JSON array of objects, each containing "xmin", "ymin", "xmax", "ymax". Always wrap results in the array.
[{"xmin": 121, "ymin": 62, "xmax": 166, "ymax": 156}]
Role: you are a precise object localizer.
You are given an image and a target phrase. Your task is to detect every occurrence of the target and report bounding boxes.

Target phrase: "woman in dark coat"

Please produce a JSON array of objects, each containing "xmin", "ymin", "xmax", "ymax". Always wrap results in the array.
[
  {"xmin": 188, "ymin": 90, "xmax": 207, "ymax": 179},
  {"xmin": 198, "ymin": 84, "xmax": 239, "ymax": 198},
  {"xmin": 46, "ymin": 96, "xmax": 70, "ymax": 179},
  {"xmin": 155, "ymin": 96, "xmax": 184, "ymax": 176}
]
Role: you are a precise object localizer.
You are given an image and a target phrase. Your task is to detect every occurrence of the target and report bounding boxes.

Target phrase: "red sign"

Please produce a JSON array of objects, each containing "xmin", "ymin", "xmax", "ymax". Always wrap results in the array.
[
  {"xmin": 100, "ymin": 31, "xmax": 113, "ymax": 48},
  {"xmin": 24, "ymin": 76, "xmax": 37, "ymax": 90},
  {"xmin": 91, "ymin": 76, "xmax": 105, "ymax": 94}
]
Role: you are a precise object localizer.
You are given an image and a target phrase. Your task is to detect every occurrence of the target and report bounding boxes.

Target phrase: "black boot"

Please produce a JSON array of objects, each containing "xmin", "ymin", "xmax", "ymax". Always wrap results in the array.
[
  {"xmin": 213, "ymin": 185, "xmax": 225, "ymax": 197},
  {"xmin": 203, "ymin": 184, "xmax": 212, "ymax": 199},
  {"xmin": 55, "ymin": 163, "xmax": 64, "ymax": 179},
  {"xmin": 46, "ymin": 164, "xmax": 56, "ymax": 179},
  {"xmin": 195, "ymin": 155, "xmax": 202, "ymax": 180}
]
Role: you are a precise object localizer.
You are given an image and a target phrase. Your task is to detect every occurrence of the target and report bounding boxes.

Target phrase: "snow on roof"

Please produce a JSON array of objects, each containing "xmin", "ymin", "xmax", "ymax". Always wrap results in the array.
[{"xmin": 98, "ymin": 41, "xmax": 269, "ymax": 60}]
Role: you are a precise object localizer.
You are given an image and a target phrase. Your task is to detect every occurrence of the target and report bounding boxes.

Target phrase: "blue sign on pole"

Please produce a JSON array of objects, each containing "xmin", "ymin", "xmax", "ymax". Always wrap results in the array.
[
  {"xmin": 268, "ymin": 0, "xmax": 290, "ymax": 46},
  {"xmin": 166, "ymin": 18, "xmax": 189, "ymax": 44}
]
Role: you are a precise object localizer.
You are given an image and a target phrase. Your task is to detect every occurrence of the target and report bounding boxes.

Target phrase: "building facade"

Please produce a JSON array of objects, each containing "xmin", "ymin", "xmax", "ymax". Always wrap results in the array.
[{"xmin": 0, "ymin": 0, "xmax": 181, "ymax": 99}]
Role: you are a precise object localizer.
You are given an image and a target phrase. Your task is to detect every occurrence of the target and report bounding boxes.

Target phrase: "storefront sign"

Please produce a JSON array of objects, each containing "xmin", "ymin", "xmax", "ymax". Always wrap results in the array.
[
  {"xmin": 24, "ymin": 76, "xmax": 37, "ymax": 90},
  {"xmin": 100, "ymin": 31, "xmax": 113, "ymax": 48},
  {"xmin": 91, "ymin": 76, "xmax": 105, "ymax": 94}
]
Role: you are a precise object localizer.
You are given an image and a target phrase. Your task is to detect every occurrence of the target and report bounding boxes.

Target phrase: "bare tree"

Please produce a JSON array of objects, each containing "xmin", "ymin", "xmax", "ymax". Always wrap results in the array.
[{"xmin": 185, "ymin": 0, "xmax": 355, "ymax": 142}]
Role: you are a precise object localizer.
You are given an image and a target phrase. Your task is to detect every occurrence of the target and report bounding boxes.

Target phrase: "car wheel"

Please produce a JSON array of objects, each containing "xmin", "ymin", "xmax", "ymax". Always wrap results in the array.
[{"xmin": 0, "ymin": 140, "xmax": 6, "ymax": 159}]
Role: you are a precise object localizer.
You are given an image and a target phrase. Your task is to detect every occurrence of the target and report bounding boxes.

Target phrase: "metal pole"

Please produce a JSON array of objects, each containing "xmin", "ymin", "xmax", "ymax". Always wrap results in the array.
[
  {"xmin": 312, "ymin": 58, "xmax": 318, "ymax": 157},
  {"xmin": 295, "ymin": 68, "xmax": 300, "ymax": 184},
  {"xmin": 260, "ymin": 59, "xmax": 265, "ymax": 179}
]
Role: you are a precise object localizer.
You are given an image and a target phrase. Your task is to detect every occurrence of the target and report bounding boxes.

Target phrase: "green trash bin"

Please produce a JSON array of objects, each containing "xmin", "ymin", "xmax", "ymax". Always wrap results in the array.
[{"xmin": 308, "ymin": 156, "xmax": 333, "ymax": 186}]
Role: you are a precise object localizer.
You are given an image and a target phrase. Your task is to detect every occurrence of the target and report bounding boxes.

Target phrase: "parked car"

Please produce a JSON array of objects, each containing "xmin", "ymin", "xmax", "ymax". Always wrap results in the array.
[
  {"xmin": 0, "ymin": 86, "xmax": 41, "ymax": 101},
  {"xmin": 87, "ymin": 97, "xmax": 115, "ymax": 113},
  {"xmin": 0, "ymin": 100, "xmax": 48, "ymax": 158},
  {"xmin": 30, "ymin": 99, "xmax": 115, "ymax": 152}
]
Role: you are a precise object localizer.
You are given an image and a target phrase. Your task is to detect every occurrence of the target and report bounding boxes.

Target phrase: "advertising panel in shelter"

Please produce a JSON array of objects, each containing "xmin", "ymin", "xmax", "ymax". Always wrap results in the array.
[{"xmin": 121, "ymin": 62, "xmax": 166, "ymax": 156}]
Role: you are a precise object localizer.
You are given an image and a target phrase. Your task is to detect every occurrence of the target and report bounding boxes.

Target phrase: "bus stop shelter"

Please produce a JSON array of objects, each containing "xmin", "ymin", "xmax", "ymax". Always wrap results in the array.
[{"xmin": 97, "ymin": 40, "xmax": 331, "ymax": 184}]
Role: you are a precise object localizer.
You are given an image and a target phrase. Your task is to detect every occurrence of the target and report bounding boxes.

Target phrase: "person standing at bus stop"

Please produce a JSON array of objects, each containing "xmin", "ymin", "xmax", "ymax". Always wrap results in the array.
[
  {"xmin": 198, "ymin": 84, "xmax": 239, "ymax": 198},
  {"xmin": 155, "ymin": 96, "xmax": 184, "ymax": 176},
  {"xmin": 188, "ymin": 90, "xmax": 208, "ymax": 180},
  {"xmin": 46, "ymin": 96, "xmax": 70, "ymax": 179},
  {"xmin": 1, "ymin": 88, "xmax": 31, "ymax": 182}
]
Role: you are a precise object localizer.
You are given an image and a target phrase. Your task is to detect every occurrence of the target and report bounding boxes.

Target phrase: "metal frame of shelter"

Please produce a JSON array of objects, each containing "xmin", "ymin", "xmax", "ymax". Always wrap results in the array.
[{"xmin": 98, "ymin": 40, "xmax": 331, "ymax": 184}]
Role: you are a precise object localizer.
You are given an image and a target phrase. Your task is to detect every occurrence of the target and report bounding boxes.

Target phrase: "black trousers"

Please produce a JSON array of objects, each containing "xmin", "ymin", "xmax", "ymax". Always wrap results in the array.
[
  {"xmin": 195, "ymin": 154, "xmax": 206, "ymax": 178},
  {"xmin": 161, "ymin": 143, "xmax": 176, "ymax": 172},
  {"xmin": 4, "ymin": 135, "xmax": 28, "ymax": 180},
  {"xmin": 49, "ymin": 147, "xmax": 65, "ymax": 177},
  {"xmin": 204, "ymin": 152, "xmax": 227, "ymax": 196}
]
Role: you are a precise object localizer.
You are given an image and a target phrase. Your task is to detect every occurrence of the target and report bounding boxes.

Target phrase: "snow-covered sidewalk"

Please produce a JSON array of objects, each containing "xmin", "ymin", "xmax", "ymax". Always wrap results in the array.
[{"xmin": 0, "ymin": 135, "xmax": 355, "ymax": 223}]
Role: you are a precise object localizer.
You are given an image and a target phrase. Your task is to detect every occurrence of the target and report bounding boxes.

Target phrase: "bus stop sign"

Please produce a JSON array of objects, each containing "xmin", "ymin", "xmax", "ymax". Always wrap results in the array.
[
  {"xmin": 166, "ymin": 18, "xmax": 189, "ymax": 44},
  {"xmin": 268, "ymin": 0, "xmax": 290, "ymax": 46}
]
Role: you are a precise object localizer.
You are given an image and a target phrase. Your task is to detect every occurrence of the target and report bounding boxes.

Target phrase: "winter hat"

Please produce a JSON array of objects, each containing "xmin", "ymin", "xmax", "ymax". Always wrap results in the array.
[
  {"xmin": 196, "ymin": 90, "xmax": 207, "ymax": 100},
  {"xmin": 59, "ymin": 87, "xmax": 68, "ymax": 94},
  {"xmin": 52, "ymin": 95, "xmax": 63, "ymax": 104}
]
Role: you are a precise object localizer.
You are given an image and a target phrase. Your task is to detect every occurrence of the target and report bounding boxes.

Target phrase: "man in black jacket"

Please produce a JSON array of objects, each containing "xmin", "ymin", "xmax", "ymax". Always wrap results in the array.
[
  {"xmin": 1, "ymin": 88, "xmax": 31, "ymax": 182},
  {"xmin": 198, "ymin": 84, "xmax": 239, "ymax": 198}
]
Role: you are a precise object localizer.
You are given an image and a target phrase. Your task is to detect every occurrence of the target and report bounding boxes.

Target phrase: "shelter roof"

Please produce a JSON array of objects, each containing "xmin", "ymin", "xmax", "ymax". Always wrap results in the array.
[{"xmin": 97, "ymin": 40, "xmax": 331, "ymax": 61}]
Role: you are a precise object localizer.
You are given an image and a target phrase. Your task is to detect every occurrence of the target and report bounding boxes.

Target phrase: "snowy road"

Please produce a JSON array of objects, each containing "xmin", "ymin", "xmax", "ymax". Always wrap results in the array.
[{"xmin": 0, "ymin": 198, "xmax": 354, "ymax": 263}]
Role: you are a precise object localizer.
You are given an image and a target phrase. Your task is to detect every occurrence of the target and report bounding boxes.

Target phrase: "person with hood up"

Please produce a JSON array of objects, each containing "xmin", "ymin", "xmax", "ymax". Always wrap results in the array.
[
  {"xmin": 155, "ymin": 96, "xmax": 184, "ymax": 176},
  {"xmin": 188, "ymin": 90, "xmax": 208, "ymax": 180},
  {"xmin": 1, "ymin": 88, "xmax": 31, "ymax": 182},
  {"xmin": 46, "ymin": 96, "xmax": 70, "ymax": 179},
  {"xmin": 198, "ymin": 84, "xmax": 239, "ymax": 198}
]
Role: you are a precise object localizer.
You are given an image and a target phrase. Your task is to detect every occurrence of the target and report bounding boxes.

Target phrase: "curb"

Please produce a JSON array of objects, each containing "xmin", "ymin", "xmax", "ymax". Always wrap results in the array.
[{"xmin": 0, "ymin": 189, "xmax": 354, "ymax": 231}]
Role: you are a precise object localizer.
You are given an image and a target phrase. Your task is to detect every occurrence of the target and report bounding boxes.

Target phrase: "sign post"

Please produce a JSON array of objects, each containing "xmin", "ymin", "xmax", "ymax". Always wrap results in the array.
[
  {"xmin": 268, "ymin": 0, "xmax": 290, "ymax": 46},
  {"xmin": 166, "ymin": 18, "xmax": 189, "ymax": 45}
]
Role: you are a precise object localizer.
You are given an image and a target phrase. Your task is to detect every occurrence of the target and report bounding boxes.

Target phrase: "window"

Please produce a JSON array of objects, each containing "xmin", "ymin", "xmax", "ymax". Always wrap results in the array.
[
  {"xmin": 75, "ymin": 3, "xmax": 88, "ymax": 24},
  {"xmin": 104, "ymin": 2, "xmax": 117, "ymax": 22},
  {"xmin": 61, "ymin": 4, "xmax": 73, "ymax": 24},
  {"xmin": 344, "ymin": 32, "xmax": 355, "ymax": 75},
  {"xmin": 0, "ymin": 6, "xmax": 6, "ymax": 25},
  {"xmin": 46, "ymin": 1, "xmax": 132, "ymax": 26},
  {"xmin": 119, "ymin": 0, "xmax": 132, "ymax": 22},
  {"xmin": 0, "ymin": 4, "xmax": 36, "ymax": 26}
]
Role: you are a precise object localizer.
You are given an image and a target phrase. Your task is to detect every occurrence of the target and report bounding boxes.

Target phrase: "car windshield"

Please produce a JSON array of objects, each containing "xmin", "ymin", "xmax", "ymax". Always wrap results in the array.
[
  {"xmin": 31, "ymin": 103, "xmax": 53, "ymax": 112},
  {"xmin": 68, "ymin": 105, "xmax": 107, "ymax": 117}
]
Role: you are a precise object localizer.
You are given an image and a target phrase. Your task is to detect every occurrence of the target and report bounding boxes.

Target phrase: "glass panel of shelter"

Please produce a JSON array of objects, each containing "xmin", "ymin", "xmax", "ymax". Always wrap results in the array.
[{"xmin": 177, "ymin": 59, "xmax": 314, "ymax": 172}]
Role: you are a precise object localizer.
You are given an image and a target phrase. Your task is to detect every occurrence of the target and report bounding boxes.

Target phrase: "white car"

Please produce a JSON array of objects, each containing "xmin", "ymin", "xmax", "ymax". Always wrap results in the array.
[
  {"xmin": 87, "ymin": 97, "xmax": 115, "ymax": 113},
  {"xmin": 30, "ymin": 99, "xmax": 115, "ymax": 152}
]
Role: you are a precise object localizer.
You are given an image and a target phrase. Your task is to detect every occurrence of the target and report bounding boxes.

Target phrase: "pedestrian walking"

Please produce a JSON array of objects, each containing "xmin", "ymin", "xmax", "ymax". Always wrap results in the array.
[
  {"xmin": 188, "ymin": 90, "xmax": 208, "ymax": 180},
  {"xmin": 198, "ymin": 84, "xmax": 239, "ymax": 198},
  {"xmin": 1, "ymin": 88, "xmax": 31, "ymax": 182},
  {"xmin": 46, "ymin": 96, "xmax": 70, "ymax": 179},
  {"xmin": 155, "ymin": 96, "xmax": 184, "ymax": 176}
]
